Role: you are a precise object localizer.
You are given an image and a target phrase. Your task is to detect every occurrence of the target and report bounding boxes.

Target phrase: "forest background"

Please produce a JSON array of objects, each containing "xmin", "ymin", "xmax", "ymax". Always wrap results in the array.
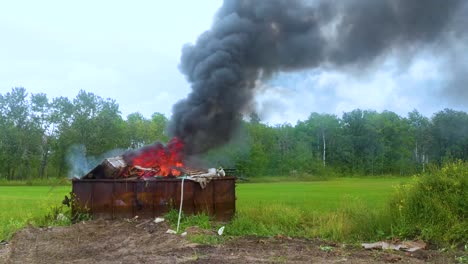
[{"xmin": 1, "ymin": 87, "xmax": 467, "ymax": 180}]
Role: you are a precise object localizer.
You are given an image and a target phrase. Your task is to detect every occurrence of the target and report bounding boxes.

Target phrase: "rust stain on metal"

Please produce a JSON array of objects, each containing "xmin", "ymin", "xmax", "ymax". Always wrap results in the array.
[{"xmin": 72, "ymin": 177, "xmax": 236, "ymax": 221}]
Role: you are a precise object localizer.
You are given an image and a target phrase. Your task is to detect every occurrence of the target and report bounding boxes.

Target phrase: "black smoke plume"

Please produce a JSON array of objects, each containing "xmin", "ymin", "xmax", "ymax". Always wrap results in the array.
[{"xmin": 170, "ymin": 0, "xmax": 467, "ymax": 155}]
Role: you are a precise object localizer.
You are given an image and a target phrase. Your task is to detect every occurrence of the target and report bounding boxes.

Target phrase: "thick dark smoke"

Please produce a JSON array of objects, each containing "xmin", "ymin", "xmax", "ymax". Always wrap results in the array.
[{"xmin": 170, "ymin": 0, "xmax": 467, "ymax": 155}]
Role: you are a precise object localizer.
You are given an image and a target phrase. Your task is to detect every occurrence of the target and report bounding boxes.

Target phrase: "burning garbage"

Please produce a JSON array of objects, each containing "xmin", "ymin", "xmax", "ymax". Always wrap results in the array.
[
  {"xmin": 82, "ymin": 137, "xmax": 226, "ymax": 180},
  {"xmin": 72, "ymin": 138, "xmax": 236, "ymax": 221}
]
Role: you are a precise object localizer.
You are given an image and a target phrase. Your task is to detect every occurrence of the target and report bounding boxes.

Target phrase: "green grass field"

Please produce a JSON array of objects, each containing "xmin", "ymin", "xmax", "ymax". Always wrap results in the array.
[
  {"xmin": 0, "ymin": 177, "xmax": 409, "ymax": 242},
  {"xmin": 227, "ymin": 177, "xmax": 409, "ymax": 241},
  {"xmin": 236, "ymin": 177, "xmax": 407, "ymax": 212},
  {"xmin": 0, "ymin": 186, "xmax": 70, "ymax": 240}
]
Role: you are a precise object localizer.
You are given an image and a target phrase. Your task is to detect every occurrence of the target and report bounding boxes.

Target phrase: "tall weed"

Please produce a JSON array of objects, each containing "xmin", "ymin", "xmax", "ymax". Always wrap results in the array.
[{"xmin": 389, "ymin": 161, "xmax": 468, "ymax": 245}]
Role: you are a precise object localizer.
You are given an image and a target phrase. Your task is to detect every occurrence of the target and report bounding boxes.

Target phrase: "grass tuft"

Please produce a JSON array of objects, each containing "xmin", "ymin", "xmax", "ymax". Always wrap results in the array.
[{"xmin": 165, "ymin": 209, "xmax": 211, "ymax": 232}]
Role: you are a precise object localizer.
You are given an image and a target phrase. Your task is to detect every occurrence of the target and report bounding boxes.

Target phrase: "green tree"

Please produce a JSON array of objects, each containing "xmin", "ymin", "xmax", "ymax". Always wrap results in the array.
[
  {"xmin": 51, "ymin": 90, "xmax": 127, "ymax": 177},
  {"xmin": 408, "ymin": 109, "xmax": 431, "ymax": 172},
  {"xmin": 30, "ymin": 93, "xmax": 54, "ymax": 178},
  {"xmin": 150, "ymin": 112, "xmax": 169, "ymax": 142},
  {"xmin": 374, "ymin": 111, "xmax": 412, "ymax": 175},
  {"xmin": 0, "ymin": 88, "xmax": 41, "ymax": 179},
  {"xmin": 48, "ymin": 96, "xmax": 75, "ymax": 177},
  {"xmin": 126, "ymin": 112, "xmax": 151, "ymax": 149},
  {"xmin": 342, "ymin": 109, "xmax": 381, "ymax": 174},
  {"xmin": 430, "ymin": 109, "xmax": 468, "ymax": 164}
]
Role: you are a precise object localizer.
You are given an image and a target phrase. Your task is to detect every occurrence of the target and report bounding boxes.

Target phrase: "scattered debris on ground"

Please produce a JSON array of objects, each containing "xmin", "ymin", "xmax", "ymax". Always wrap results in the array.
[
  {"xmin": 0, "ymin": 219, "xmax": 461, "ymax": 264},
  {"xmin": 362, "ymin": 240, "xmax": 427, "ymax": 252}
]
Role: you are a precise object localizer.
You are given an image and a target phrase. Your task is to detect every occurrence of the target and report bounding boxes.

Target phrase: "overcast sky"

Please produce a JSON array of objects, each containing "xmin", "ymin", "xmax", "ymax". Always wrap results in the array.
[{"xmin": 1, "ymin": 0, "xmax": 467, "ymax": 125}]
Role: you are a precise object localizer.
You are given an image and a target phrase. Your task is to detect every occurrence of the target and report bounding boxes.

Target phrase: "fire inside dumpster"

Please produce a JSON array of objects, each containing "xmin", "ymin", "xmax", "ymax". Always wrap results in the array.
[{"xmin": 71, "ymin": 138, "xmax": 236, "ymax": 221}]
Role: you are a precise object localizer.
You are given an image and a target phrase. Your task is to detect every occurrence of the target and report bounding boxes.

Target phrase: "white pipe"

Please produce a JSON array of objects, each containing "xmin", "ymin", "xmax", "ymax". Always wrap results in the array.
[{"xmin": 176, "ymin": 176, "xmax": 185, "ymax": 233}]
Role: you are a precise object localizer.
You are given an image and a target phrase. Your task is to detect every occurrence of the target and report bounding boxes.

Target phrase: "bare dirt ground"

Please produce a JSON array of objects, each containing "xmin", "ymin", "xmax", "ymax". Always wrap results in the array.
[{"xmin": 0, "ymin": 219, "xmax": 459, "ymax": 264}]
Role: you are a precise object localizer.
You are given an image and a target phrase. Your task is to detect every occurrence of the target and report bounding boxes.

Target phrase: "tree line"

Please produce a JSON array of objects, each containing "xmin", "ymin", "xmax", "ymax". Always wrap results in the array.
[
  {"xmin": 216, "ymin": 108, "xmax": 468, "ymax": 177},
  {"xmin": 1, "ymin": 87, "xmax": 467, "ymax": 179},
  {"xmin": 0, "ymin": 88, "xmax": 168, "ymax": 180}
]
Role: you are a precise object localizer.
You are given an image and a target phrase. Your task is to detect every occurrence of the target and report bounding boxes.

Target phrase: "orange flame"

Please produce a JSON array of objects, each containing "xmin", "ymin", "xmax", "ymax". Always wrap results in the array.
[{"xmin": 122, "ymin": 137, "xmax": 184, "ymax": 178}]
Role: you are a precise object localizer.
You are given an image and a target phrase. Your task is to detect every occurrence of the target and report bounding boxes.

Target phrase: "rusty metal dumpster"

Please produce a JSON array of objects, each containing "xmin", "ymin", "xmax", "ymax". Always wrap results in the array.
[{"xmin": 71, "ymin": 177, "xmax": 236, "ymax": 221}]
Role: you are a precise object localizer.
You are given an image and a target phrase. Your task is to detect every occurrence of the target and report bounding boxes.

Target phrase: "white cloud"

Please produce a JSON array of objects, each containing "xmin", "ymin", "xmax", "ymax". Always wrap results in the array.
[
  {"xmin": 0, "ymin": 0, "xmax": 221, "ymax": 119},
  {"xmin": 254, "ymin": 54, "xmax": 468, "ymax": 124},
  {"xmin": 1, "ymin": 0, "xmax": 467, "ymax": 125}
]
